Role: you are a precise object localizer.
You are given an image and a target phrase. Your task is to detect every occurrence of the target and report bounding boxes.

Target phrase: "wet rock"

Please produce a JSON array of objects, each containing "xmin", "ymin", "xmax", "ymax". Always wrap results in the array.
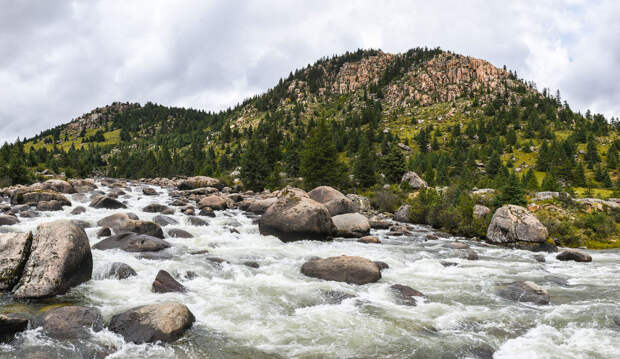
[
  {"xmin": 69, "ymin": 179, "xmax": 98, "ymax": 193},
  {"xmin": 89, "ymin": 196, "xmax": 127, "ymax": 209},
  {"xmin": 97, "ymin": 227, "xmax": 111, "ymax": 238},
  {"xmin": 69, "ymin": 219, "xmax": 93, "ymax": 230},
  {"xmin": 259, "ymin": 187, "xmax": 336, "ymax": 241},
  {"xmin": 138, "ymin": 252, "xmax": 174, "ymax": 260},
  {"xmin": 533, "ymin": 254, "xmax": 546, "ymax": 263},
  {"xmin": 198, "ymin": 207, "xmax": 216, "ymax": 217},
  {"xmin": 0, "ymin": 215, "xmax": 19, "ymax": 226},
  {"xmin": 97, "ymin": 213, "xmax": 164, "ymax": 238},
  {"xmin": 369, "ymin": 219, "xmax": 391, "ymax": 229},
  {"xmin": 374, "ymin": 261, "xmax": 389, "ymax": 270},
  {"xmin": 92, "ymin": 232, "xmax": 171, "ymax": 252},
  {"xmin": 152, "ymin": 270, "xmax": 187, "ymax": 293},
  {"xmin": 168, "ymin": 228, "xmax": 194, "ymax": 238},
  {"xmin": 38, "ymin": 306, "xmax": 103, "ymax": 339},
  {"xmin": 301, "ymin": 256, "xmax": 381, "ymax": 285},
  {"xmin": 245, "ymin": 198, "xmax": 277, "ymax": 214},
  {"xmin": 464, "ymin": 248, "xmax": 479, "ymax": 260},
  {"xmin": 71, "ymin": 206, "xmax": 86, "ymax": 215},
  {"xmin": 105, "ymin": 262, "xmax": 137, "ymax": 279},
  {"xmin": 613, "ymin": 316, "xmax": 620, "ymax": 327},
  {"xmin": 152, "ymin": 215, "xmax": 179, "ymax": 227},
  {"xmin": 390, "ymin": 284, "xmax": 424, "ymax": 306},
  {"xmin": 0, "ymin": 232, "xmax": 33, "ymax": 290},
  {"xmin": 242, "ymin": 261, "xmax": 260, "ymax": 268},
  {"xmin": 401, "ymin": 171, "xmax": 427, "ymax": 189},
  {"xmin": 440, "ymin": 261, "xmax": 458, "ymax": 267},
  {"xmin": 13, "ymin": 220, "xmax": 92, "ymax": 299},
  {"xmin": 358, "ymin": 236, "xmax": 381, "ymax": 244},
  {"xmin": 198, "ymin": 195, "xmax": 228, "ymax": 210},
  {"xmin": 556, "ymin": 249, "xmax": 592, "ymax": 262},
  {"xmin": 19, "ymin": 210, "xmax": 40, "ymax": 218},
  {"xmin": 332, "ymin": 213, "xmax": 370, "ymax": 238},
  {"xmin": 544, "ymin": 275, "xmax": 569, "ymax": 287},
  {"xmin": 498, "ymin": 281, "xmax": 550, "ymax": 305},
  {"xmin": 143, "ymin": 203, "xmax": 172, "ymax": 213},
  {"xmin": 487, "ymin": 205, "xmax": 548, "ymax": 244},
  {"xmin": 388, "ymin": 223, "xmax": 412, "ymax": 236},
  {"xmin": 170, "ymin": 199, "xmax": 188, "ymax": 206},
  {"xmin": 108, "ymin": 302, "xmax": 195, "ymax": 343},
  {"xmin": 190, "ymin": 249, "xmax": 210, "ymax": 255},
  {"xmin": 322, "ymin": 290, "xmax": 356, "ymax": 304},
  {"xmin": 444, "ymin": 241, "xmax": 469, "ymax": 249},
  {"xmin": 308, "ymin": 186, "xmax": 355, "ymax": 216},
  {"xmin": 528, "ymin": 241, "xmax": 558, "ymax": 253},
  {"xmin": 12, "ymin": 191, "xmax": 71, "ymax": 207},
  {"xmin": 42, "ymin": 179, "xmax": 74, "ymax": 193},
  {"xmin": 36, "ymin": 200, "xmax": 67, "ymax": 211},
  {"xmin": 178, "ymin": 176, "xmax": 221, "ymax": 190},
  {"xmin": 142, "ymin": 187, "xmax": 158, "ymax": 196},
  {"xmin": 187, "ymin": 216, "xmax": 209, "ymax": 226},
  {"xmin": 0, "ymin": 313, "xmax": 29, "ymax": 341},
  {"xmin": 393, "ymin": 205, "xmax": 411, "ymax": 223}
]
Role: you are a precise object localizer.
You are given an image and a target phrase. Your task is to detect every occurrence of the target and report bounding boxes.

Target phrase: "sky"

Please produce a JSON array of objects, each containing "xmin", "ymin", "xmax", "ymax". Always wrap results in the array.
[{"xmin": 1, "ymin": 0, "xmax": 619, "ymax": 144}]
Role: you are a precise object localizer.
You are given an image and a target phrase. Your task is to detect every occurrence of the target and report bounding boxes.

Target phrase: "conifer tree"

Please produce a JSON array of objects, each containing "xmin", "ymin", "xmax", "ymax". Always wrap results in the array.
[
  {"xmin": 522, "ymin": 168, "xmax": 539, "ymax": 190},
  {"xmin": 585, "ymin": 136, "xmax": 600, "ymax": 169},
  {"xmin": 486, "ymin": 151, "xmax": 502, "ymax": 176},
  {"xmin": 573, "ymin": 163, "xmax": 587, "ymax": 187},
  {"xmin": 382, "ymin": 142, "xmax": 406, "ymax": 183},
  {"xmin": 241, "ymin": 137, "xmax": 270, "ymax": 191},
  {"xmin": 299, "ymin": 118, "xmax": 345, "ymax": 189},
  {"xmin": 498, "ymin": 171, "xmax": 527, "ymax": 205},
  {"xmin": 541, "ymin": 172, "xmax": 561, "ymax": 191},
  {"xmin": 353, "ymin": 135, "xmax": 376, "ymax": 188}
]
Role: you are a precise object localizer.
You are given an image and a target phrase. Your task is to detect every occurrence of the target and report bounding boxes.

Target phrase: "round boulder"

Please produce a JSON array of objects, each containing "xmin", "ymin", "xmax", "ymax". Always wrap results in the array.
[
  {"xmin": 104, "ymin": 262, "xmax": 137, "ymax": 279},
  {"xmin": 332, "ymin": 213, "xmax": 371, "ymax": 238},
  {"xmin": 39, "ymin": 306, "xmax": 103, "ymax": 339},
  {"xmin": 301, "ymin": 256, "xmax": 381, "ymax": 285},
  {"xmin": 0, "ymin": 232, "xmax": 33, "ymax": 290},
  {"xmin": 92, "ymin": 232, "xmax": 170, "ymax": 252},
  {"xmin": 556, "ymin": 249, "xmax": 592, "ymax": 262},
  {"xmin": 401, "ymin": 171, "xmax": 427, "ymax": 189},
  {"xmin": 497, "ymin": 281, "xmax": 550, "ymax": 305},
  {"xmin": 308, "ymin": 186, "xmax": 355, "ymax": 216},
  {"xmin": 486, "ymin": 205, "xmax": 548, "ymax": 244}
]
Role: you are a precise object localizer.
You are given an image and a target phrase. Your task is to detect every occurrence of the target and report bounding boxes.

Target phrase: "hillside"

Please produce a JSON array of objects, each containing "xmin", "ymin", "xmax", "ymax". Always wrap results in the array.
[{"xmin": 2, "ymin": 47, "xmax": 620, "ymax": 248}]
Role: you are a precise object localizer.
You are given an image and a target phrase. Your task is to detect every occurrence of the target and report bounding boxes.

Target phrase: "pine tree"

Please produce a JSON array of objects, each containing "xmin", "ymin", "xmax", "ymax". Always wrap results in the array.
[
  {"xmin": 486, "ymin": 151, "xmax": 502, "ymax": 176},
  {"xmin": 573, "ymin": 163, "xmax": 587, "ymax": 187},
  {"xmin": 299, "ymin": 118, "xmax": 345, "ymax": 189},
  {"xmin": 585, "ymin": 136, "xmax": 600, "ymax": 169},
  {"xmin": 353, "ymin": 135, "xmax": 376, "ymax": 188},
  {"xmin": 522, "ymin": 168, "xmax": 539, "ymax": 190},
  {"xmin": 498, "ymin": 171, "xmax": 527, "ymax": 206},
  {"xmin": 382, "ymin": 142, "xmax": 406, "ymax": 183},
  {"xmin": 241, "ymin": 137, "xmax": 270, "ymax": 191},
  {"xmin": 541, "ymin": 172, "xmax": 561, "ymax": 191},
  {"xmin": 607, "ymin": 148, "xmax": 618, "ymax": 169}
]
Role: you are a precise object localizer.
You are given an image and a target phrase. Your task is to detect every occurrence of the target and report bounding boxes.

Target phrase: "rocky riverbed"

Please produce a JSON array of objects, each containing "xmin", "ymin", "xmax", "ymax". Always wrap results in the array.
[{"xmin": 0, "ymin": 178, "xmax": 619, "ymax": 358}]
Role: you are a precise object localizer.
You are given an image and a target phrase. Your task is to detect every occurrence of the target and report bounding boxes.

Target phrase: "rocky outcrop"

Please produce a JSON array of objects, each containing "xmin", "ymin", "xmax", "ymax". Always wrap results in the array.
[
  {"xmin": 401, "ymin": 171, "xmax": 427, "ymax": 189},
  {"xmin": 308, "ymin": 186, "xmax": 355, "ymax": 216},
  {"xmin": 259, "ymin": 187, "xmax": 336, "ymax": 241},
  {"xmin": 0, "ymin": 232, "xmax": 32, "ymax": 291},
  {"xmin": 92, "ymin": 232, "xmax": 170, "ymax": 252},
  {"xmin": 12, "ymin": 220, "xmax": 92, "ymax": 299},
  {"xmin": 108, "ymin": 302, "xmax": 195, "ymax": 343},
  {"xmin": 498, "ymin": 281, "xmax": 550, "ymax": 305},
  {"xmin": 38, "ymin": 306, "xmax": 104, "ymax": 339},
  {"xmin": 301, "ymin": 256, "xmax": 381, "ymax": 284},
  {"xmin": 556, "ymin": 249, "xmax": 592, "ymax": 263},
  {"xmin": 393, "ymin": 205, "xmax": 411, "ymax": 223},
  {"xmin": 486, "ymin": 205, "xmax": 548, "ymax": 244},
  {"xmin": 152, "ymin": 270, "xmax": 187, "ymax": 293},
  {"xmin": 332, "ymin": 213, "xmax": 370, "ymax": 238},
  {"xmin": 89, "ymin": 196, "xmax": 126, "ymax": 209}
]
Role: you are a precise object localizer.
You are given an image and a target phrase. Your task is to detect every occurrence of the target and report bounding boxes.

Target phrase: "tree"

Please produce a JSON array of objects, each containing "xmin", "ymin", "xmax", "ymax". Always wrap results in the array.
[
  {"xmin": 585, "ymin": 136, "xmax": 600, "ymax": 169},
  {"xmin": 486, "ymin": 151, "xmax": 502, "ymax": 176},
  {"xmin": 497, "ymin": 171, "xmax": 527, "ymax": 206},
  {"xmin": 607, "ymin": 148, "xmax": 618, "ymax": 169},
  {"xmin": 353, "ymin": 135, "xmax": 376, "ymax": 188},
  {"xmin": 522, "ymin": 168, "xmax": 539, "ymax": 190},
  {"xmin": 240, "ymin": 138, "xmax": 270, "ymax": 191},
  {"xmin": 573, "ymin": 163, "xmax": 586, "ymax": 187},
  {"xmin": 300, "ymin": 118, "xmax": 346, "ymax": 189},
  {"xmin": 541, "ymin": 172, "xmax": 561, "ymax": 191},
  {"xmin": 381, "ymin": 142, "xmax": 406, "ymax": 183}
]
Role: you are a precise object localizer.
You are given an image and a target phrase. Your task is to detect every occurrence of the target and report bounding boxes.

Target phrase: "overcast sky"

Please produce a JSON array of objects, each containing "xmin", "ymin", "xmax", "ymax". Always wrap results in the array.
[{"xmin": 1, "ymin": 0, "xmax": 619, "ymax": 144}]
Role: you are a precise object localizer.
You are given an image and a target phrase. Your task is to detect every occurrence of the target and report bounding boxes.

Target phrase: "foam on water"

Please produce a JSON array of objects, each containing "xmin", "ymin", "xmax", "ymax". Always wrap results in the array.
[{"xmin": 1, "ymin": 183, "xmax": 620, "ymax": 358}]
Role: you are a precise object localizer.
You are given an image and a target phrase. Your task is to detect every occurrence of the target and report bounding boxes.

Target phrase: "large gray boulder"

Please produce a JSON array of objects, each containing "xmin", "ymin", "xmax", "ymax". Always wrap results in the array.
[
  {"xmin": 11, "ymin": 191, "xmax": 71, "ymax": 207},
  {"xmin": 498, "ymin": 281, "xmax": 550, "ymax": 305},
  {"xmin": 308, "ymin": 186, "xmax": 355, "ymax": 216},
  {"xmin": 97, "ymin": 213, "xmax": 164, "ymax": 238},
  {"xmin": 556, "ymin": 249, "xmax": 592, "ymax": 262},
  {"xmin": 301, "ymin": 256, "xmax": 381, "ymax": 284},
  {"xmin": 332, "ymin": 213, "xmax": 371, "ymax": 238},
  {"xmin": 92, "ymin": 232, "xmax": 170, "ymax": 252},
  {"xmin": 42, "ymin": 179, "xmax": 74, "ymax": 194},
  {"xmin": 108, "ymin": 302, "xmax": 195, "ymax": 343},
  {"xmin": 245, "ymin": 197, "xmax": 277, "ymax": 214},
  {"xmin": 486, "ymin": 205, "xmax": 548, "ymax": 244},
  {"xmin": 12, "ymin": 220, "xmax": 92, "ymax": 299},
  {"xmin": 259, "ymin": 187, "xmax": 336, "ymax": 241},
  {"xmin": 401, "ymin": 171, "xmax": 427, "ymax": 189},
  {"xmin": 346, "ymin": 194, "xmax": 372, "ymax": 213},
  {"xmin": 89, "ymin": 196, "xmax": 126, "ymax": 209},
  {"xmin": 69, "ymin": 179, "xmax": 98, "ymax": 193},
  {"xmin": 38, "ymin": 306, "xmax": 104, "ymax": 339},
  {"xmin": 198, "ymin": 195, "xmax": 228, "ymax": 210},
  {"xmin": 0, "ymin": 215, "xmax": 19, "ymax": 226},
  {"xmin": 0, "ymin": 232, "xmax": 32, "ymax": 291},
  {"xmin": 178, "ymin": 176, "xmax": 221, "ymax": 190},
  {"xmin": 393, "ymin": 205, "xmax": 411, "ymax": 223}
]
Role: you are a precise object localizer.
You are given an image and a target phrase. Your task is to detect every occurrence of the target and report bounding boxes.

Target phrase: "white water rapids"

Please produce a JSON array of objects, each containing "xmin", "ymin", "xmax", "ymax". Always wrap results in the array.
[{"xmin": 1, "ymin": 182, "xmax": 619, "ymax": 358}]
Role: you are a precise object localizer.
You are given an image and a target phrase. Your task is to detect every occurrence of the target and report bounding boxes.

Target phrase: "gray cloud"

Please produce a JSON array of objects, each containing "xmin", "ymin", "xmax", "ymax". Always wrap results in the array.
[{"xmin": 1, "ymin": 0, "xmax": 618, "ymax": 143}]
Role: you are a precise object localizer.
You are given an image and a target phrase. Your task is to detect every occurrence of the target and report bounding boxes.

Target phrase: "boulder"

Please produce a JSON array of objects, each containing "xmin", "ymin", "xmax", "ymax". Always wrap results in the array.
[
  {"xmin": 104, "ymin": 262, "xmax": 137, "ymax": 279},
  {"xmin": 38, "ymin": 306, "xmax": 103, "ymax": 339},
  {"xmin": 36, "ymin": 200, "xmax": 66, "ymax": 211},
  {"xmin": 0, "ymin": 232, "xmax": 33, "ymax": 290},
  {"xmin": 142, "ymin": 187, "xmax": 158, "ymax": 196},
  {"xmin": 308, "ymin": 186, "xmax": 355, "ymax": 216},
  {"xmin": 486, "ymin": 205, "xmax": 548, "ymax": 244},
  {"xmin": 0, "ymin": 215, "xmax": 19, "ymax": 226},
  {"xmin": 346, "ymin": 194, "xmax": 372, "ymax": 213},
  {"xmin": 369, "ymin": 218, "xmax": 391, "ymax": 229},
  {"xmin": 187, "ymin": 216, "xmax": 208, "ymax": 226},
  {"xmin": 556, "ymin": 249, "xmax": 592, "ymax": 263},
  {"xmin": 69, "ymin": 179, "xmax": 97, "ymax": 193},
  {"xmin": 42, "ymin": 179, "xmax": 74, "ymax": 193},
  {"xmin": 358, "ymin": 235, "xmax": 381, "ymax": 244},
  {"xmin": 152, "ymin": 215, "xmax": 179, "ymax": 227},
  {"xmin": 152, "ymin": 270, "xmax": 186, "ymax": 293},
  {"xmin": 332, "ymin": 213, "xmax": 371, "ymax": 238},
  {"xmin": 168, "ymin": 229, "xmax": 193, "ymax": 238},
  {"xmin": 0, "ymin": 313, "xmax": 29, "ymax": 340},
  {"xmin": 97, "ymin": 213, "xmax": 164, "ymax": 238},
  {"xmin": 89, "ymin": 196, "xmax": 127, "ymax": 209},
  {"xmin": 300, "ymin": 256, "xmax": 381, "ymax": 285},
  {"xmin": 473, "ymin": 204, "xmax": 491, "ymax": 218},
  {"xmin": 12, "ymin": 220, "xmax": 92, "ymax": 299},
  {"xmin": 246, "ymin": 198, "xmax": 277, "ymax": 214},
  {"xmin": 12, "ymin": 191, "xmax": 71, "ymax": 207},
  {"xmin": 92, "ymin": 233, "xmax": 170, "ymax": 252},
  {"xmin": 259, "ymin": 187, "xmax": 336, "ymax": 241},
  {"xmin": 393, "ymin": 205, "xmax": 411, "ymax": 223},
  {"xmin": 401, "ymin": 171, "xmax": 427, "ymax": 189},
  {"xmin": 71, "ymin": 206, "xmax": 87, "ymax": 215},
  {"xmin": 198, "ymin": 195, "xmax": 228, "ymax": 210},
  {"xmin": 96, "ymin": 227, "xmax": 111, "ymax": 238},
  {"xmin": 108, "ymin": 302, "xmax": 195, "ymax": 343},
  {"xmin": 198, "ymin": 207, "xmax": 215, "ymax": 217},
  {"xmin": 390, "ymin": 284, "xmax": 424, "ymax": 306},
  {"xmin": 444, "ymin": 241, "xmax": 470, "ymax": 249},
  {"xmin": 178, "ymin": 176, "xmax": 221, "ymax": 190},
  {"xmin": 143, "ymin": 203, "xmax": 172, "ymax": 213},
  {"xmin": 498, "ymin": 281, "xmax": 550, "ymax": 305}
]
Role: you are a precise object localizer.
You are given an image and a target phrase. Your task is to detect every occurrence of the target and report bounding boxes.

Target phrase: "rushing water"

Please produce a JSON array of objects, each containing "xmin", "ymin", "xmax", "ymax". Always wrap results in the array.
[{"xmin": 1, "ymin": 182, "xmax": 620, "ymax": 359}]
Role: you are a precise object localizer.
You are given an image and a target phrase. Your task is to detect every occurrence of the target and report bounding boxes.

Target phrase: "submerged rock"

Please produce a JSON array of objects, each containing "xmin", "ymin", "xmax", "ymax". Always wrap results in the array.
[
  {"xmin": 0, "ymin": 232, "xmax": 33, "ymax": 290},
  {"xmin": 108, "ymin": 302, "xmax": 195, "ymax": 343},
  {"xmin": 105, "ymin": 262, "xmax": 137, "ymax": 280},
  {"xmin": 38, "ymin": 305, "xmax": 103, "ymax": 339},
  {"xmin": 390, "ymin": 284, "xmax": 425, "ymax": 306},
  {"xmin": 498, "ymin": 281, "xmax": 550, "ymax": 305},
  {"xmin": 152, "ymin": 270, "xmax": 187, "ymax": 293},
  {"xmin": 152, "ymin": 214, "xmax": 179, "ymax": 227},
  {"xmin": 70, "ymin": 206, "xmax": 86, "ymax": 215},
  {"xmin": 301, "ymin": 256, "xmax": 381, "ymax": 285},
  {"xmin": 12, "ymin": 220, "xmax": 92, "ymax": 299},
  {"xmin": 0, "ymin": 313, "xmax": 29, "ymax": 341},
  {"xmin": 92, "ymin": 232, "xmax": 171, "ymax": 252},
  {"xmin": 168, "ymin": 228, "xmax": 194, "ymax": 238},
  {"xmin": 556, "ymin": 249, "xmax": 592, "ymax": 262},
  {"xmin": 487, "ymin": 205, "xmax": 548, "ymax": 244}
]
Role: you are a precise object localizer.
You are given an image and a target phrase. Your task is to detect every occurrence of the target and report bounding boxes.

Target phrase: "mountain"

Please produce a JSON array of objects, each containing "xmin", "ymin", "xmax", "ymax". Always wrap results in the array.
[{"xmin": 2, "ymin": 47, "xmax": 620, "ymax": 248}]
